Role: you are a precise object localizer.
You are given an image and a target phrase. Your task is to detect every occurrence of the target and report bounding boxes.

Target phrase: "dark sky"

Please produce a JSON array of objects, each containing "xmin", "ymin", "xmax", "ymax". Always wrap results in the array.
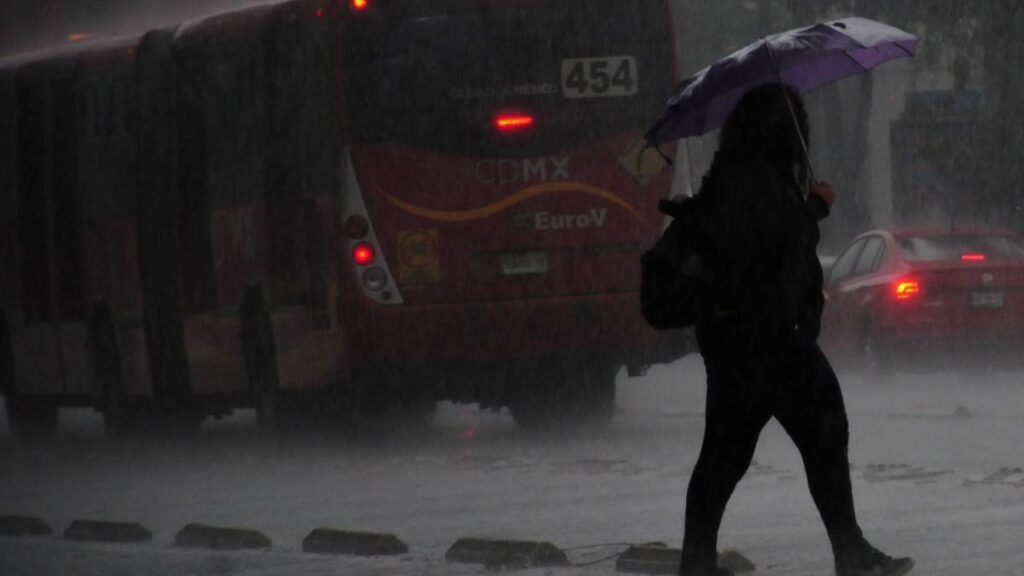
[{"xmin": 0, "ymin": 0, "xmax": 271, "ymax": 58}]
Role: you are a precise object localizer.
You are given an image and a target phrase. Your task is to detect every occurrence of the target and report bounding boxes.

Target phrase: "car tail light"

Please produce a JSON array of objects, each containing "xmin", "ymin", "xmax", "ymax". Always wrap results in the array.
[
  {"xmin": 960, "ymin": 253, "xmax": 986, "ymax": 262},
  {"xmin": 352, "ymin": 242, "xmax": 375, "ymax": 266},
  {"xmin": 894, "ymin": 278, "xmax": 920, "ymax": 300},
  {"xmin": 495, "ymin": 113, "xmax": 534, "ymax": 132}
]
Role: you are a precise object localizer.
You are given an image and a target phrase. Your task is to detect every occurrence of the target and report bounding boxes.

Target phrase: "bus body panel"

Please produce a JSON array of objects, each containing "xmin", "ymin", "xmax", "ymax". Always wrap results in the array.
[
  {"xmin": 344, "ymin": 292, "xmax": 675, "ymax": 364},
  {"xmin": 350, "ymin": 135, "xmax": 669, "ymax": 304},
  {"xmin": 271, "ymin": 307, "xmax": 347, "ymax": 391},
  {"xmin": 339, "ymin": 0, "xmax": 687, "ymax": 375},
  {"xmin": 13, "ymin": 55, "xmax": 80, "ymax": 398},
  {"xmin": 75, "ymin": 40, "xmax": 151, "ymax": 399},
  {"xmin": 183, "ymin": 315, "xmax": 246, "ymax": 395},
  {"xmin": 136, "ymin": 27, "xmax": 189, "ymax": 403}
]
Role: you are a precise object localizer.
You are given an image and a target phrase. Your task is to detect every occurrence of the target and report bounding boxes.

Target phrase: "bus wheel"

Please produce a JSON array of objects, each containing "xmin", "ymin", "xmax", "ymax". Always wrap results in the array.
[
  {"xmin": 5, "ymin": 397, "xmax": 59, "ymax": 439},
  {"xmin": 241, "ymin": 286, "xmax": 287, "ymax": 431},
  {"xmin": 91, "ymin": 300, "xmax": 138, "ymax": 435},
  {"xmin": 509, "ymin": 359, "xmax": 617, "ymax": 431},
  {"xmin": 2, "ymin": 308, "xmax": 58, "ymax": 440}
]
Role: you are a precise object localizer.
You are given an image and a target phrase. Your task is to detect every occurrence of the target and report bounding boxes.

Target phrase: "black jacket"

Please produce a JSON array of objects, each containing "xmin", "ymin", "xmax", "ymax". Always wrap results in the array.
[{"xmin": 697, "ymin": 152, "xmax": 830, "ymax": 340}]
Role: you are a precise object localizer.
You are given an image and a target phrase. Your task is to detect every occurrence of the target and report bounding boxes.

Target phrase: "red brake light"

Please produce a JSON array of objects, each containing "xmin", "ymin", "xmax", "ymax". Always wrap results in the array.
[
  {"xmin": 351, "ymin": 0, "xmax": 368, "ymax": 10},
  {"xmin": 495, "ymin": 114, "xmax": 534, "ymax": 132},
  {"xmin": 352, "ymin": 243, "xmax": 375, "ymax": 266},
  {"xmin": 894, "ymin": 279, "xmax": 920, "ymax": 300},
  {"xmin": 960, "ymin": 253, "xmax": 986, "ymax": 262}
]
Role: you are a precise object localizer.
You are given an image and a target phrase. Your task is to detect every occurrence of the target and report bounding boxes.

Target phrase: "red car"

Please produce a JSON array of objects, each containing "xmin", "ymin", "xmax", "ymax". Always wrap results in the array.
[{"xmin": 819, "ymin": 227, "xmax": 1024, "ymax": 370}]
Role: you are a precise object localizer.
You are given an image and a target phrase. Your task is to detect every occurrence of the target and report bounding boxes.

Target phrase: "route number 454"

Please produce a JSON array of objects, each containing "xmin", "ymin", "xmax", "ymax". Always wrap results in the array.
[{"xmin": 561, "ymin": 56, "xmax": 638, "ymax": 99}]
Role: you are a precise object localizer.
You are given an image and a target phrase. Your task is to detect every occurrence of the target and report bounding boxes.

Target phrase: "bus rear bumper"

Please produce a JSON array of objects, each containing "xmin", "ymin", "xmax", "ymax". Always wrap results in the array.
[{"xmin": 347, "ymin": 293, "xmax": 694, "ymax": 367}]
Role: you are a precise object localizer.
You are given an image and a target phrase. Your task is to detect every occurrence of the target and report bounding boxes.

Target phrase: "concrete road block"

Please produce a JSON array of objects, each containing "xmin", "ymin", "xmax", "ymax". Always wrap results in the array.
[
  {"xmin": 301, "ymin": 528, "xmax": 408, "ymax": 556},
  {"xmin": 616, "ymin": 546, "xmax": 755, "ymax": 574},
  {"xmin": 174, "ymin": 523, "xmax": 271, "ymax": 550},
  {"xmin": 446, "ymin": 537, "xmax": 568, "ymax": 570},
  {"xmin": 718, "ymin": 549, "xmax": 756, "ymax": 573},
  {"xmin": 0, "ymin": 516, "xmax": 52, "ymax": 537},
  {"xmin": 64, "ymin": 520, "xmax": 152, "ymax": 543},
  {"xmin": 615, "ymin": 545, "xmax": 679, "ymax": 574}
]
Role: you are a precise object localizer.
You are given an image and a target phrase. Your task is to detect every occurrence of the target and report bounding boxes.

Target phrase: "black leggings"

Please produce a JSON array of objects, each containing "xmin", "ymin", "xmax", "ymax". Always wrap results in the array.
[{"xmin": 682, "ymin": 325, "xmax": 863, "ymax": 570}]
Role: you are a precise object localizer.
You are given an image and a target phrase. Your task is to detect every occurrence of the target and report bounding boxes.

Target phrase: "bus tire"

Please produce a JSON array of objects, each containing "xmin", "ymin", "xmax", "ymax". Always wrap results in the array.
[
  {"xmin": 5, "ymin": 396, "xmax": 59, "ymax": 440},
  {"xmin": 2, "ymin": 307, "xmax": 59, "ymax": 440},
  {"xmin": 91, "ymin": 300, "xmax": 139, "ymax": 435},
  {"xmin": 241, "ymin": 285, "xmax": 287, "ymax": 431}
]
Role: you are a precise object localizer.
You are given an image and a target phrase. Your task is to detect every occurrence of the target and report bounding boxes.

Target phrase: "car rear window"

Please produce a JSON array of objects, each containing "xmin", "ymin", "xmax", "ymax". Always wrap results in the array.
[{"xmin": 898, "ymin": 235, "xmax": 1024, "ymax": 262}]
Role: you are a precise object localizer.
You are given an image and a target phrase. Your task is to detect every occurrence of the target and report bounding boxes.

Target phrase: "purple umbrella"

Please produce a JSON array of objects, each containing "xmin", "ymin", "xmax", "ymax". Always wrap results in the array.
[{"xmin": 646, "ymin": 16, "xmax": 918, "ymax": 146}]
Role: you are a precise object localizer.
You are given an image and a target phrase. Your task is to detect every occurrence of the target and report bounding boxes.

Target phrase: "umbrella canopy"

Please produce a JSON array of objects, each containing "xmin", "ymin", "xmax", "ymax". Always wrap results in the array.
[{"xmin": 646, "ymin": 16, "xmax": 918, "ymax": 145}]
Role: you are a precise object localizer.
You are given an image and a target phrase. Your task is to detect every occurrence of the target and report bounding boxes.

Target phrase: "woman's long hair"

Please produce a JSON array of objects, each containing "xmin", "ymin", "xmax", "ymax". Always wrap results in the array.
[{"xmin": 716, "ymin": 82, "xmax": 811, "ymax": 186}]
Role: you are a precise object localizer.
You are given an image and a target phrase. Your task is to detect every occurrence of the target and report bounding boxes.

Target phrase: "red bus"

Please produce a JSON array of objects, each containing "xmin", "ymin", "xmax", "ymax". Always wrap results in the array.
[{"xmin": 0, "ymin": 0, "xmax": 686, "ymax": 437}]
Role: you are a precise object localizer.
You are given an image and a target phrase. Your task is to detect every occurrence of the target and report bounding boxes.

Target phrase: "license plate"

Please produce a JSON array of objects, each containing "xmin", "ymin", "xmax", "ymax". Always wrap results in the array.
[
  {"xmin": 971, "ymin": 291, "xmax": 1004, "ymax": 308},
  {"xmin": 499, "ymin": 251, "xmax": 548, "ymax": 276}
]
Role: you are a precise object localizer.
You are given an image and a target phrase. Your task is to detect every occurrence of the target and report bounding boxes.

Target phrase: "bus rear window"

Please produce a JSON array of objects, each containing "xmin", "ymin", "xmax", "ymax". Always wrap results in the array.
[
  {"xmin": 345, "ymin": 1, "xmax": 673, "ymax": 156},
  {"xmin": 898, "ymin": 235, "xmax": 1024, "ymax": 262}
]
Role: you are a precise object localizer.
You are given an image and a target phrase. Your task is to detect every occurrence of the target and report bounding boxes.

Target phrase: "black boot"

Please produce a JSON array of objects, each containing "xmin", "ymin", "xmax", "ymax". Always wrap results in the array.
[{"xmin": 836, "ymin": 545, "xmax": 914, "ymax": 576}]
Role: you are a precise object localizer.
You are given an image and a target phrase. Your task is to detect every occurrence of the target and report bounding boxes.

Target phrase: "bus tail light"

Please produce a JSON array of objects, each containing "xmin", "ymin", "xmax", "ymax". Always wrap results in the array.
[
  {"xmin": 352, "ymin": 242, "xmax": 375, "ymax": 266},
  {"xmin": 362, "ymin": 267, "xmax": 387, "ymax": 291},
  {"xmin": 495, "ymin": 113, "xmax": 534, "ymax": 132},
  {"xmin": 344, "ymin": 215, "xmax": 370, "ymax": 239},
  {"xmin": 894, "ymin": 278, "xmax": 920, "ymax": 300},
  {"xmin": 340, "ymin": 148, "xmax": 402, "ymax": 305}
]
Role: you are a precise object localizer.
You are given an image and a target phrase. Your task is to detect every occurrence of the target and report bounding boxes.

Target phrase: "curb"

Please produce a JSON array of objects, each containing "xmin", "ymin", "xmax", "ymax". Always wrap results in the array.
[
  {"xmin": 446, "ymin": 537, "xmax": 568, "ymax": 570},
  {"xmin": 64, "ymin": 520, "xmax": 152, "ymax": 543},
  {"xmin": 302, "ymin": 528, "xmax": 408, "ymax": 556},
  {"xmin": 616, "ymin": 546, "xmax": 755, "ymax": 574}
]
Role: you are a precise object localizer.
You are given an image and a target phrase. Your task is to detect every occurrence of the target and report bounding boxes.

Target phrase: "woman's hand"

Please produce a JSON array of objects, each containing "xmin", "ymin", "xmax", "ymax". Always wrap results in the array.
[{"xmin": 810, "ymin": 181, "xmax": 837, "ymax": 207}]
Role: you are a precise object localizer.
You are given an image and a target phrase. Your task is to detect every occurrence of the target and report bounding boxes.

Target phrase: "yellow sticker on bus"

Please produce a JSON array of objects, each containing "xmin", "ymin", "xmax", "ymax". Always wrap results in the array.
[{"xmin": 397, "ymin": 228, "xmax": 441, "ymax": 285}]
